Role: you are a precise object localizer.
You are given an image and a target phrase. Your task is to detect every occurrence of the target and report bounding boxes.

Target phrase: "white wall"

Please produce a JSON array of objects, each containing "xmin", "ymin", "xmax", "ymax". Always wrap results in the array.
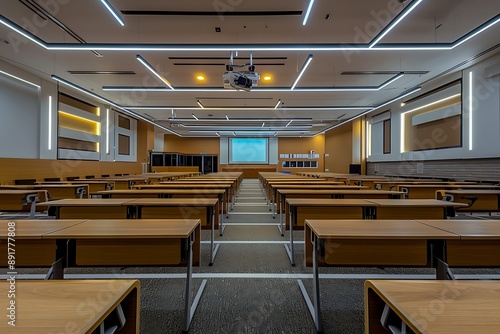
[
  {"xmin": 367, "ymin": 52, "xmax": 500, "ymax": 162},
  {"xmin": 154, "ymin": 127, "xmax": 165, "ymax": 152},
  {"xmin": 0, "ymin": 65, "xmax": 41, "ymax": 159}
]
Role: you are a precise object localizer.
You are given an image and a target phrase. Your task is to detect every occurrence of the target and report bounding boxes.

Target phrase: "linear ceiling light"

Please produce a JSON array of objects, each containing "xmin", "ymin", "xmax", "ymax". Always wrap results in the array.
[
  {"xmin": 197, "ymin": 100, "xmax": 204, "ymax": 108},
  {"xmin": 136, "ymin": 55, "xmax": 174, "ymax": 90},
  {"xmin": 369, "ymin": 0, "xmax": 423, "ymax": 48},
  {"xmin": 167, "ymin": 117, "xmax": 312, "ymax": 122},
  {"xmin": 50, "ymin": 75, "xmax": 179, "ymax": 136},
  {"xmin": 1, "ymin": 12, "xmax": 498, "ymax": 52},
  {"xmin": 226, "ymin": 114, "xmax": 230, "ymax": 120},
  {"xmin": 124, "ymin": 106, "xmax": 370, "ymax": 111},
  {"xmin": 99, "ymin": 0, "xmax": 125, "ymax": 26},
  {"xmin": 285, "ymin": 120, "xmax": 293, "ymax": 127},
  {"xmin": 274, "ymin": 99, "xmax": 282, "ymax": 109},
  {"xmin": 232, "ymin": 131, "xmax": 236, "ymax": 136},
  {"xmin": 378, "ymin": 73, "xmax": 404, "ymax": 89},
  {"xmin": 302, "ymin": 0, "xmax": 315, "ymax": 26},
  {"xmin": 291, "ymin": 54, "xmax": 313, "ymax": 90},
  {"xmin": 262, "ymin": 122, "xmax": 265, "ymax": 127},
  {"xmin": 192, "ymin": 114, "xmax": 199, "ymax": 120},
  {"xmin": 0, "ymin": 70, "xmax": 40, "ymax": 88}
]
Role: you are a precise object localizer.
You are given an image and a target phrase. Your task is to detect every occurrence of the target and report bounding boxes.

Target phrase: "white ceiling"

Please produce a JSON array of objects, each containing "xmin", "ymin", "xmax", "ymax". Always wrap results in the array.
[{"xmin": 0, "ymin": 0, "xmax": 499, "ymax": 137}]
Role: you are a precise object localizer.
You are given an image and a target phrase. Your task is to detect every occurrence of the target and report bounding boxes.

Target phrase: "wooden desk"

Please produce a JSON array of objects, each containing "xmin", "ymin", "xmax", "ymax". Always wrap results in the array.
[
  {"xmin": 0, "ymin": 280, "xmax": 140, "ymax": 333},
  {"xmin": 416, "ymin": 220, "xmax": 500, "ymax": 268},
  {"xmin": 365, "ymin": 280, "xmax": 500, "ymax": 334},
  {"xmin": 37, "ymin": 180, "xmax": 113, "ymax": 194},
  {"xmin": 277, "ymin": 189, "xmax": 404, "ymax": 234},
  {"xmin": 0, "ymin": 219, "xmax": 87, "ymax": 267},
  {"xmin": 397, "ymin": 184, "xmax": 500, "ymax": 199},
  {"xmin": 2, "ymin": 184, "xmax": 89, "ymax": 200},
  {"xmin": 365, "ymin": 199, "xmax": 468, "ymax": 220},
  {"xmin": 303, "ymin": 219, "xmax": 459, "ymax": 332},
  {"xmin": 0, "ymin": 189, "xmax": 46, "ymax": 217},
  {"xmin": 285, "ymin": 199, "xmax": 378, "ymax": 265},
  {"xmin": 43, "ymin": 219, "xmax": 203, "ymax": 332},
  {"xmin": 97, "ymin": 188, "xmax": 227, "ymax": 230},
  {"xmin": 126, "ymin": 198, "xmax": 220, "ymax": 265},
  {"xmin": 39, "ymin": 198, "xmax": 135, "ymax": 219},
  {"xmin": 436, "ymin": 189, "xmax": 500, "ymax": 212}
]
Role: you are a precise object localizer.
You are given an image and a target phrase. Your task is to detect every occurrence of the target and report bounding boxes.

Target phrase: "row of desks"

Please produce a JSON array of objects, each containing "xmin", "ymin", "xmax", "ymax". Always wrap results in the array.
[
  {"xmin": 0, "ymin": 218, "xmax": 203, "ymax": 333},
  {"xmin": 303, "ymin": 218, "xmax": 500, "ymax": 332},
  {"xmin": 39, "ymin": 198, "xmax": 220, "ymax": 265}
]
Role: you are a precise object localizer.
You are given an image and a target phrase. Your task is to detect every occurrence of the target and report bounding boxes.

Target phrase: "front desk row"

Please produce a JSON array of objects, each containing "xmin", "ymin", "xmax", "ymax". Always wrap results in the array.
[{"xmin": 2, "ymin": 218, "xmax": 500, "ymax": 333}]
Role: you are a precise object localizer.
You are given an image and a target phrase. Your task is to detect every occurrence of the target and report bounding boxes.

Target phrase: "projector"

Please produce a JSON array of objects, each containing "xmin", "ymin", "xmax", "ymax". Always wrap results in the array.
[{"xmin": 223, "ymin": 71, "xmax": 260, "ymax": 92}]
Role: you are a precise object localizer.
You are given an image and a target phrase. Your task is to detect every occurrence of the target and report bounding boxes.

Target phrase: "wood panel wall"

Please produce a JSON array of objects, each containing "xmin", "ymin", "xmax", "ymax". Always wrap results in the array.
[
  {"xmin": 366, "ymin": 158, "xmax": 500, "ymax": 182},
  {"xmin": 325, "ymin": 123, "xmax": 354, "ymax": 173},
  {"xmin": 277, "ymin": 136, "xmax": 325, "ymax": 173}
]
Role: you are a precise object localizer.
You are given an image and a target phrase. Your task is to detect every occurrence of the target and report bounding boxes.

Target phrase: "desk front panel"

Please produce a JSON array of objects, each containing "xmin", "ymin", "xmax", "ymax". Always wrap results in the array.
[
  {"xmin": 446, "ymin": 239, "xmax": 500, "ymax": 267},
  {"xmin": 451, "ymin": 193, "xmax": 499, "ymax": 212},
  {"xmin": 295, "ymin": 206, "xmax": 364, "ymax": 229},
  {"xmin": 139, "ymin": 206, "xmax": 215, "ymax": 229},
  {"xmin": 375, "ymin": 206, "xmax": 445, "ymax": 219},
  {"xmin": 75, "ymin": 238, "xmax": 183, "ymax": 266},
  {"xmin": 58, "ymin": 206, "xmax": 129, "ymax": 219},
  {"xmin": 0, "ymin": 239, "xmax": 55, "ymax": 266},
  {"xmin": 44, "ymin": 186, "xmax": 90, "ymax": 200},
  {"xmin": 0, "ymin": 193, "xmax": 25, "ymax": 210}
]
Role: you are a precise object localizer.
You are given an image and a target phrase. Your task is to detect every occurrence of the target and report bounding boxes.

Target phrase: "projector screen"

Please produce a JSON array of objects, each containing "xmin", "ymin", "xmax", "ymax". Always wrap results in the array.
[{"xmin": 229, "ymin": 138, "xmax": 268, "ymax": 164}]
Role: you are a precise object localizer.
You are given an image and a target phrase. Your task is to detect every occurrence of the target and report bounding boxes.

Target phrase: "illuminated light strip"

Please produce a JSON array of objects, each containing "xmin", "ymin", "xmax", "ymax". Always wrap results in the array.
[
  {"xmin": 400, "ymin": 93, "xmax": 461, "ymax": 115},
  {"xmin": 274, "ymin": 99, "xmax": 282, "ymax": 109},
  {"xmin": 1, "ymin": 12, "xmax": 498, "ymax": 52},
  {"xmin": 226, "ymin": 114, "xmax": 230, "ymax": 121},
  {"xmin": 48, "ymin": 96, "xmax": 52, "ymax": 150},
  {"xmin": 453, "ymin": 16, "xmax": 500, "ymax": 49},
  {"xmin": 106, "ymin": 108, "xmax": 110, "ymax": 154},
  {"xmin": 136, "ymin": 55, "xmax": 174, "ymax": 90},
  {"xmin": 291, "ymin": 54, "xmax": 313, "ymax": 90},
  {"xmin": 51, "ymin": 75, "xmax": 179, "ymax": 136},
  {"xmin": 0, "ymin": 70, "xmax": 40, "ymax": 88},
  {"xmin": 318, "ymin": 87, "xmax": 422, "ymax": 135},
  {"xmin": 369, "ymin": 0, "xmax": 423, "ymax": 48},
  {"xmin": 378, "ymin": 73, "xmax": 404, "ymax": 89},
  {"xmin": 123, "ymin": 106, "xmax": 371, "ymax": 111},
  {"xmin": 196, "ymin": 100, "xmax": 204, "ymax": 108},
  {"xmin": 302, "ymin": 0, "xmax": 315, "ymax": 26},
  {"xmin": 285, "ymin": 120, "xmax": 293, "ymax": 127},
  {"xmin": 101, "ymin": 73, "xmax": 404, "ymax": 92},
  {"xmin": 99, "ymin": 0, "xmax": 125, "ymax": 26},
  {"xmin": 469, "ymin": 71, "xmax": 473, "ymax": 150},
  {"xmin": 58, "ymin": 110, "xmax": 100, "ymax": 124},
  {"xmin": 366, "ymin": 121, "xmax": 371, "ymax": 157},
  {"xmin": 0, "ymin": 15, "xmax": 46, "ymax": 49},
  {"xmin": 192, "ymin": 114, "xmax": 199, "ymax": 120},
  {"xmin": 400, "ymin": 113, "xmax": 405, "ymax": 153}
]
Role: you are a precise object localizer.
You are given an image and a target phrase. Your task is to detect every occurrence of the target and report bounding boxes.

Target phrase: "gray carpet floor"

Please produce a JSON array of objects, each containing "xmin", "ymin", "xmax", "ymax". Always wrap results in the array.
[{"xmin": 2, "ymin": 178, "xmax": 500, "ymax": 334}]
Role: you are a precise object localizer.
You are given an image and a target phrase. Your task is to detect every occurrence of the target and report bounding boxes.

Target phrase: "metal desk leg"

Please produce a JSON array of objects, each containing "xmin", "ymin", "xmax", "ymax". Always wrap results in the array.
[
  {"xmin": 278, "ymin": 193, "xmax": 284, "ymax": 236},
  {"xmin": 297, "ymin": 232, "xmax": 322, "ymax": 333},
  {"xmin": 26, "ymin": 194, "xmax": 38, "ymax": 219},
  {"xmin": 209, "ymin": 206, "xmax": 219, "ymax": 266},
  {"xmin": 182, "ymin": 232, "xmax": 207, "ymax": 333},
  {"xmin": 284, "ymin": 206, "xmax": 295, "ymax": 266},
  {"xmin": 45, "ymin": 239, "xmax": 68, "ymax": 280},
  {"xmin": 76, "ymin": 187, "xmax": 86, "ymax": 199},
  {"xmin": 219, "ymin": 194, "xmax": 226, "ymax": 236}
]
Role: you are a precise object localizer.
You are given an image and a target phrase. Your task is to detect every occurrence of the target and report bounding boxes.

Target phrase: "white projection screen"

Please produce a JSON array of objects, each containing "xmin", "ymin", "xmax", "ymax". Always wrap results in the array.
[{"xmin": 229, "ymin": 138, "xmax": 268, "ymax": 164}]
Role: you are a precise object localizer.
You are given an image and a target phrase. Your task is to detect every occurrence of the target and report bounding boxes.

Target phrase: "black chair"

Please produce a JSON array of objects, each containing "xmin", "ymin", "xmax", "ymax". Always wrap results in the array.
[{"xmin": 14, "ymin": 179, "xmax": 36, "ymax": 185}]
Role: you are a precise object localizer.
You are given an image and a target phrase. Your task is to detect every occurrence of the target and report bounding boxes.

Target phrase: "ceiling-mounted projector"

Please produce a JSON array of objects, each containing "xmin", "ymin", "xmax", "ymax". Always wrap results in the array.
[
  {"xmin": 223, "ymin": 51, "xmax": 259, "ymax": 91},
  {"xmin": 223, "ymin": 70, "xmax": 260, "ymax": 92}
]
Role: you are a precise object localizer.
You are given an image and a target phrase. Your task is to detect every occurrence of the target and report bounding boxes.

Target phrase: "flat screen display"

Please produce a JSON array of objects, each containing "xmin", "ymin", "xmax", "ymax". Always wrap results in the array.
[{"xmin": 229, "ymin": 138, "xmax": 268, "ymax": 164}]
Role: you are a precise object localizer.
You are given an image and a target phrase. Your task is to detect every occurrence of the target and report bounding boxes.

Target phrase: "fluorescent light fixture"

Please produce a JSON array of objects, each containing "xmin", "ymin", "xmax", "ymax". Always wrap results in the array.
[
  {"xmin": 401, "ymin": 93, "xmax": 461, "ymax": 115},
  {"xmin": 366, "ymin": 121, "xmax": 371, "ymax": 157},
  {"xmin": 216, "ymin": 132, "xmax": 220, "ymax": 137},
  {"xmin": 369, "ymin": 0, "xmax": 423, "ymax": 48},
  {"xmin": 106, "ymin": 108, "xmax": 110, "ymax": 154},
  {"xmin": 285, "ymin": 120, "xmax": 293, "ymax": 127},
  {"xmin": 274, "ymin": 132, "xmax": 278, "ymax": 136},
  {"xmin": 197, "ymin": 100, "xmax": 204, "ymax": 108},
  {"xmin": 375, "ymin": 87, "xmax": 422, "ymax": 113},
  {"xmin": 0, "ymin": 70, "xmax": 40, "ymax": 88},
  {"xmin": 192, "ymin": 114, "xmax": 199, "ymax": 120},
  {"xmin": 469, "ymin": 71, "xmax": 473, "ymax": 150},
  {"xmin": 48, "ymin": 95, "xmax": 52, "ymax": 150},
  {"xmin": 99, "ymin": 0, "xmax": 125, "ymax": 26},
  {"xmin": 50, "ymin": 75, "xmax": 179, "ymax": 135},
  {"xmin": 0, "ymin": 15, "xmax": 46, "ymax": 49},
  {"xmin": 136, "ymin": 55, "xmax": 174, "ymax": 90},
  {"xmin": 453, "ymin": 16, "xmax": 500, "ymax": 49},
  {"xmin": 274, "ymin": 99, "xmax": 282, "ymax": 109},
  {"xmin": 226, "ymin": 114, "xmax": 230, "ymax": 121},
  {"xmin": 262, "ymin": 122, "xmax": 265, "ymax": 127},
  {"xmin": 302, "ymin": 0, "xmax": 315, "ymax": 26},
  {"xmin": 232, "ymin": 131, "xmax": 236, "ymax": 136},
  {"xmin": 400, "ymin": 113, "xmax": 405, "ymax": 153},
  {"xmin": 291, "ymin": 54, "xmax": 313, "ymax": 90},
  {"xmin": 378, "ymin": 73, "xmax": 404, "ymax": 89}
]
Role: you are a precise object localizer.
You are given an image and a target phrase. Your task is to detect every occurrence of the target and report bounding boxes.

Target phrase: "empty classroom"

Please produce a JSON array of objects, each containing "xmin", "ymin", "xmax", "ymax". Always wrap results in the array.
[{"xmin": 1, "ymin": 1, "xmax": 500, "ymax": 333}]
